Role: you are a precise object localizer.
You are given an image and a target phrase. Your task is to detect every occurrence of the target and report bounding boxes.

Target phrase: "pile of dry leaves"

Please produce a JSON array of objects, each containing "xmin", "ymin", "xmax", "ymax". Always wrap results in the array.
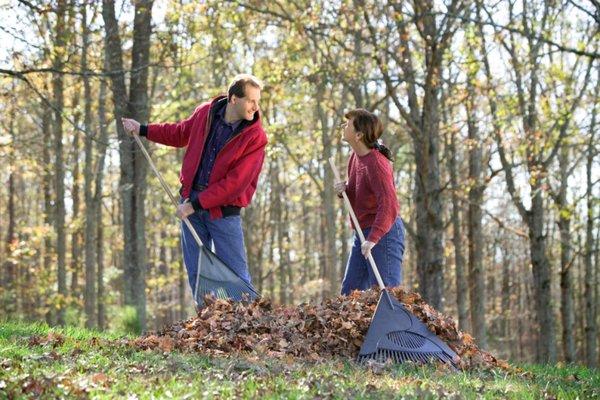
[{"xmin": 131, "ymin": 288, "xmax": 508, "ymax": 371}]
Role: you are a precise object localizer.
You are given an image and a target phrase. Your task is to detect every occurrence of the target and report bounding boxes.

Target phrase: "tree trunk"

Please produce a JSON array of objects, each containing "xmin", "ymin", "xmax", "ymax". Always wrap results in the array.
[
  {"xmin": 584, "ymin": 96, "xmax": 598, "ymax": 367},
  {"xmin": 528, "ymin": 191, "xmax": 557, "ymax": 363},
  {"xmin": 273, "ymin": 159, "xmax": 286, "ymax": 305},
  {"xmin": 596, "ymin": 230, "xmax": 600, "ymax": 367},
  {"xmin": 466, "ymin": 78, "xmax": 486, "ymax": 348},
  {"xmin": 102, "ymin": 0, "xmax": 153, "ymax": 331},
  {"xmin": 96, "ymin": 203, "xmax": 105, "ymax": 330},
  {"xmin": 447, "ymin": 115, "xmax": 469, "ymax": 332},
  {"xmin": 283, "ymin": 184, "xmax": 293, "ymax": 304},
  {"xmin": 3, "ymin": 105, "xmax": 16, "ymax": 317},
  {"xmin": 413, "ymin": 135, "xmax": 444, "ymax": 309},
  {"xmin": 501, "ymin": 245, "xmax": 511, "ymax": 353},
  {"xmin": 82, "ymin": 1, "xmax": 97, "ymax": 329},
  {"xmin": 128, "ymin": 0, "xmax": 154, "ymax": 331},
  {"xmin": 70, "ymin": 116, "xmax": 81, "ymax": 300},
  {"xmin": 41, "ymin": 101, "xmax": 54, "ymax": 325},
  {"xmin": 96, "ymin": 66, "xmax": 110, "ymax": 331},
  {"xmin": 53, "ymin": 0, "xmax": 68, "ymax": 326},
  {"xmin": 316, "ymin": 84, "xmax": 337, "ymax": 297},
  {"xmin": 368, "ymin": 1, "xmax": 458, "ymax": 310},
  {"xmin": 557, "ymin": 145, "xmax": 575, "ymax": 362}
]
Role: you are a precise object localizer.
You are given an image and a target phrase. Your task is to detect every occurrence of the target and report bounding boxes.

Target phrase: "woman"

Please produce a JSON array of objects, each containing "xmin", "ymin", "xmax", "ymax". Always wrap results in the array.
[{"xmin": 335, "ymin": 108, "xmax": 405, "ymax": 295}]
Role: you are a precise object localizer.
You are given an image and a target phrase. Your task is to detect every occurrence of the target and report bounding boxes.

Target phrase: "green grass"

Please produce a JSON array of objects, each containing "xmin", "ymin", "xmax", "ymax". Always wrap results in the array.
[{"xmin": 0, "ymin": 320, "xmax": 598, "ymax": 399}]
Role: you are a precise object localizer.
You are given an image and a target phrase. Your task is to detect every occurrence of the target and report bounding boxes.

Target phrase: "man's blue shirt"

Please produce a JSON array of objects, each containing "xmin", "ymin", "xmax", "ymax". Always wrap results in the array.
[{"xmin": 194, "ymin": 101, "xmax": 242, "ymax": 189}]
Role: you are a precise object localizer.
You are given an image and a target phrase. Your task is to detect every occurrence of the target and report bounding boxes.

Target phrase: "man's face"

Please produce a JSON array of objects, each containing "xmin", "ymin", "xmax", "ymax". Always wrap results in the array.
[{"xmin": 231, "ymin": 85, "xmax": 261, "ymax": 121}]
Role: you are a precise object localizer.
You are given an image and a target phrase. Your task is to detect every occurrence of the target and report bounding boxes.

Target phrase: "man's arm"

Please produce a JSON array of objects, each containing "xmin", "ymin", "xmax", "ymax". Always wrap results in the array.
[{"xmin": 122, "ymin": 104, "xmax": 206, "ymax": 148}]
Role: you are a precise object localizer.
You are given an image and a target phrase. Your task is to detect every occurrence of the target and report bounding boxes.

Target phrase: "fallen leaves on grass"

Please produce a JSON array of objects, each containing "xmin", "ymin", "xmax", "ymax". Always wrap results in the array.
[{"xmin": 131, "ymin": 288, "xmax": 507, "ymax": 371}]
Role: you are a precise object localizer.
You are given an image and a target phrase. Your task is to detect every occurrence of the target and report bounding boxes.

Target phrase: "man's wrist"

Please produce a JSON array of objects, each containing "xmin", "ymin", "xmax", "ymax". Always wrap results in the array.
[{"xmin": 191, "ymin": 196, "xmax": 203, "ymax": 212}]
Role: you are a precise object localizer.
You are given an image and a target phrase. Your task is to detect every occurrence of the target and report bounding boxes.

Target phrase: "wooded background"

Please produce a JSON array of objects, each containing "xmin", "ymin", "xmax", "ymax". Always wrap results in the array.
[{"xmin": 0, "ymin": 0, "xmax": 598, "ymax": 367}]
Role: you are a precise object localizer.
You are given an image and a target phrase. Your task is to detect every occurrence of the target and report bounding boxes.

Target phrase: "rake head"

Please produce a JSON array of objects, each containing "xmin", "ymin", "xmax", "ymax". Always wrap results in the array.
[
  {"xmin": 357, "ymin": 290, "xmax": 459, "ymax": 368},
  {"xmin": 194, "ymin": 246, "xmax": 260, "ymax": 307}
]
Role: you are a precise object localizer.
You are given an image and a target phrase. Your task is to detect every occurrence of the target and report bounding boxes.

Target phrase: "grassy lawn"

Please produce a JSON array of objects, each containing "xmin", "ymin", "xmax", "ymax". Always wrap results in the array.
[{"xmin": 0, "ymin": 320, "xmax": 598, "ymax": 399}]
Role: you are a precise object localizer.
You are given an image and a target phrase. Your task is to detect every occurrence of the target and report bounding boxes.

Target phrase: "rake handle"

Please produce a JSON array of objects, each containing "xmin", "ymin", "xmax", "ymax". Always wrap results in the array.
[
  {"xmin": 329, "ymin": 157, "xmax": 386, "ymax": 291},
  {"xmin": 132, "ymin": 133, "xmax": 204, "ymax": 250},
  {"xmin": 132, "ymin": 132, "xmax": 218, "ymax": 304}
]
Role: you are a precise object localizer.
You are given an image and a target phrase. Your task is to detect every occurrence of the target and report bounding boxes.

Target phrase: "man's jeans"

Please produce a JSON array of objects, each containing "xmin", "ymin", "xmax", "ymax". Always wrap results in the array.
[
  {"xmin": 341, "ymin": 217, "xmax": 405, "ymax": 295},
  {"xmin": 180, "ymin": 208, "xmax": 250, "ymax": 298}
]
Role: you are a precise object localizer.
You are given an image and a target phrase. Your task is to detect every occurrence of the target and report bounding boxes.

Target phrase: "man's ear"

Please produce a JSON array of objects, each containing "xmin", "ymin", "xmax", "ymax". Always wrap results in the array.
[{"xmin": 230, "ymin": 95, "xmax": 237, "ymax": 104}]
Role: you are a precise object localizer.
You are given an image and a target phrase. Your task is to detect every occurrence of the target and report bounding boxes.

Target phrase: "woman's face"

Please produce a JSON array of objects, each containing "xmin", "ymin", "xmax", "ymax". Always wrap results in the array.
[{"xmin": 342, "ymin": 118, "xmax": 360, "ymax": 144}]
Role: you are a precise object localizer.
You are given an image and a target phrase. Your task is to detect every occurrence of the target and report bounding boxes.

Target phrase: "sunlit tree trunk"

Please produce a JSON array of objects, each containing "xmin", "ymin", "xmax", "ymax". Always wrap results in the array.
[{"xmin": 52, "ymin": 0, "xmax": 67, "ymax": 326}]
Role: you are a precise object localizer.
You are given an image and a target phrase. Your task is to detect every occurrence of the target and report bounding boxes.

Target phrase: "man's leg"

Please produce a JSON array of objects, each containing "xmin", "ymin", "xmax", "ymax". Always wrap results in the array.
[
  {"xmin": 180, "ymin": 210, "xmax": 212, "ymax": 295},
  {"xmin": 205, "ymin": 215, "xmax": 251, "ymax": 284}
]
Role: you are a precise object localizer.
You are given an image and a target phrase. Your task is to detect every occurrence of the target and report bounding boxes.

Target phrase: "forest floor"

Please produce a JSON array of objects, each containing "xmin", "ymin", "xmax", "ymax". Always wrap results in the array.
[{"xmin": 1, "ymin": 320, "xmax": 598, "ymax": 399}]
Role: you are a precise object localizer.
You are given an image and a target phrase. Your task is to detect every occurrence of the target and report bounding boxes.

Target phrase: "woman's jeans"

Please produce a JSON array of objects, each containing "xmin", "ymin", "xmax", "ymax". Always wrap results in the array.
[{"xmin": 341, "ymin": 217, "xmax": 405, "ymax": 295}]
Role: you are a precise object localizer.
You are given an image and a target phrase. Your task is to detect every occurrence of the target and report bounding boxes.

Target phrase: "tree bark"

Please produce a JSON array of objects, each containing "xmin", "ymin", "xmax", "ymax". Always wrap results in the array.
[
  {"xmin": 70, "ymin": 108, "xmax": 81, "ymax": 299},
  {"xmin": 96, "ymin": 64, "xmax": 110, "ymax": 330},
  {"xmin": 41, "ymin": 100, "xmax": 54, "ymax": 325},
  {"xmin": 557, "ymin": 144, "xmax": 575, "ymax": 362},
  {"xmin": 102, "ymin": 0, "xmax": 153, "ymax": 331},
  {"xmin": 466, "ymin": 76, "xmax": 486, "ymax": 348},
  {"xmin": 3, "ymin": 100, "xmax": 16, "ymax": 317},
  {"xmin": 476, "ymin": 0, "xmax": 558, "ymax": 362},
  {"xmin": 53, "ymin": 0, "xmax": 68, "ymax": 326},
  {"xmin": 448, "ymin": 129, "xmax": 469, "ymax": 332},
  {"xmin": 528, "ymin": 190, "xmax": 556, "ymax": 362},
  {"xmin": 316, "ymin": 83, "xmax": 337, "ymax": 297},
  {"xmin": 362, "ymin": 0, "xmax": 468, "ymax": 309},
  {"xmin": 584, "ymin": 77, "xmax": 598, "ymax": 367},
  {"xmin": 82, "ymin": 1, "xmax": 97, "ymax": 328},
  {"xmin": 128, "ymin": 0, "xmax": 153, "ymax": 330}
]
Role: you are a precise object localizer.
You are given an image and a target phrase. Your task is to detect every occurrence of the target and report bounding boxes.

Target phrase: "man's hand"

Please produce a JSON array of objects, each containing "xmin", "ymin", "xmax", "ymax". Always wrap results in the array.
[
  {"xmin": 361, "ymin": 241, "xmax": 376, "ymax": 258},
  {"xmin": 121, "ymin": 117, "xmax": 141, "ymax": 135},
  {"xmin": 176, "ymin": 201, "xmax": 195, "ymax": 220},
  {"xmin": 334, "ymin": 180, "xmax": 346, "ymax": 196}
]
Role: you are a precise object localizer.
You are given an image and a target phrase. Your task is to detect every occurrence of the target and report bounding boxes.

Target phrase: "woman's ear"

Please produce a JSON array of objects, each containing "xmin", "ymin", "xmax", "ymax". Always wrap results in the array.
[{"xmin": 355, "ymin": 131, "xmax": 364, "ymax": 141}]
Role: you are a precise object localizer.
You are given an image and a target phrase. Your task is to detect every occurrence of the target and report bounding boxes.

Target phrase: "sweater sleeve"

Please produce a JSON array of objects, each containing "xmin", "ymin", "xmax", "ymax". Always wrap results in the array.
[
  {"xmin": 365, "ymin": 156, "xmax": 398, "ymax": 244},
  {"xmin": 146, "ymin": 104, "xmax": 206, "ymax": 148}
]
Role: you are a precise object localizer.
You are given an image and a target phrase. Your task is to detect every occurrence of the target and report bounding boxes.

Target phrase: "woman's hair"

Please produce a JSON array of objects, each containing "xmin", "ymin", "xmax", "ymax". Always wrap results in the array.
[{"xmin": 344, "ymin": 108, "xmax": 393, "ymax": 161}]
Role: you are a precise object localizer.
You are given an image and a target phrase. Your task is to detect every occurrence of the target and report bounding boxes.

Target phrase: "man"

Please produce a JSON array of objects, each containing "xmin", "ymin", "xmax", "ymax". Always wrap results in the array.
[{"xmin": 122, "ymin": 74, "xmax": 267, "ymax": 298}]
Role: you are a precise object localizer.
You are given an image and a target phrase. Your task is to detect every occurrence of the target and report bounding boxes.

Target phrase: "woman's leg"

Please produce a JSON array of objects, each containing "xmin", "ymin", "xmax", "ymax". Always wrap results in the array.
[
  {"xmin": 366, "ymin": 217, "xmax": 405, "ymax": 289},
  {"xmin": 341, "ymin": 232, "xmax": 370, "ymax": 295}
]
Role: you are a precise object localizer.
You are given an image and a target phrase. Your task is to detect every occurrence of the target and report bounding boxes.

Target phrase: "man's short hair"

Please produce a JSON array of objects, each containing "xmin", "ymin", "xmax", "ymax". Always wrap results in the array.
[{"xmin": 228, "ymin": 74, "xmax": 263, "ymax": 102}]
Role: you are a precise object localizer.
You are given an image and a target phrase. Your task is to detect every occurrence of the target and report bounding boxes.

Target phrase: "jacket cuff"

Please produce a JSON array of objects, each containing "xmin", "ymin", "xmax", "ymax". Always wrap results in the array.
[{"xmin": 139, "ymin": 124, "xmax": 148, "ymax": 137}]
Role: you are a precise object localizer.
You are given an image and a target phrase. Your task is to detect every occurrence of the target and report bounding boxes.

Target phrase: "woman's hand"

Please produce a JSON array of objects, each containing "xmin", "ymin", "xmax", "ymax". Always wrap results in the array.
[
  {"xmin": 334, "ymin": 180, "xmax": 346, "ymax": 196},
  {"xmin": 361, "ymin": 241, "xmax": 376, "ymax": 258}
]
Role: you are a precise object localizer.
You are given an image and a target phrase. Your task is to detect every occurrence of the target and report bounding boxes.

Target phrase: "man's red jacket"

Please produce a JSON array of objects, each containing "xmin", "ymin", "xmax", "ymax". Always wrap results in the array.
[{"xmin": 145, "ymin": 96, "xmax": 268, "ymax": 219}]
